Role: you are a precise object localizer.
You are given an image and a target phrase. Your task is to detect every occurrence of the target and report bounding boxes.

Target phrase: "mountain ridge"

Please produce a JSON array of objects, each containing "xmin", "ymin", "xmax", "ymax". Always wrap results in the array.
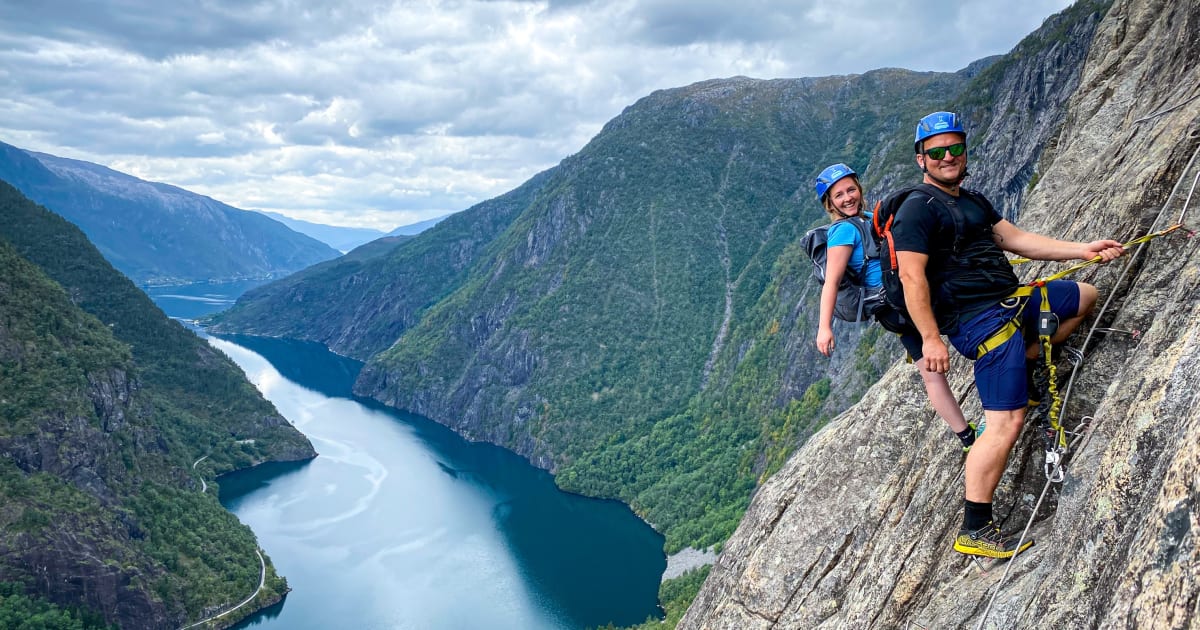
[
  {"xmin": 0, "ymin": 141, "xmax": 340, "ymax": 286},
  {"xmin": 255, "ymin": 209, "xmax": 389, "ymax": 252}
]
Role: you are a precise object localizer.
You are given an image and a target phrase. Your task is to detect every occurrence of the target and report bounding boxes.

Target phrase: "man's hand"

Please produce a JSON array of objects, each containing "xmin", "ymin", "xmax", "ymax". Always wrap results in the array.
[
  {"xmin": 922, "ymin": 337, "xmax": 951, "ymax": 373},
  {"xmin": 1082, "ymin": 239, "xmax": 1125, "ymax": 262}
]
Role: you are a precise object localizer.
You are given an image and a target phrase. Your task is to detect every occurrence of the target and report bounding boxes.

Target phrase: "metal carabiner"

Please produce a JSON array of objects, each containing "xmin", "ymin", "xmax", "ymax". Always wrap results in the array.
[{"xmin": 1045, "ymin": 449, "xmax": 1065, "ymax": 482}]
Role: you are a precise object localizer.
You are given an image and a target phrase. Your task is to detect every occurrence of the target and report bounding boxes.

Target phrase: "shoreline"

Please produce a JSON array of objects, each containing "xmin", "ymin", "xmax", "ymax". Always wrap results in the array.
[{"xmin": 663, "ymin": 547, "xmax": 717, "ymax": 581}]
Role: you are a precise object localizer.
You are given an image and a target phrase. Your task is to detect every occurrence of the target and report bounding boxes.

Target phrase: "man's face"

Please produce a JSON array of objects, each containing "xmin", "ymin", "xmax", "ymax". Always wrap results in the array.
[{"xmin": 917, "ymin": 132, "xmax": 967, "ymax": 183}]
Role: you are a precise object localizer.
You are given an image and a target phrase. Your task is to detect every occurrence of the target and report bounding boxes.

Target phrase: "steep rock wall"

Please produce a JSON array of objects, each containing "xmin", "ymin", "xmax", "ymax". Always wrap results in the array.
[{"xmin": 681, "ymin": 0, "xmax": 1200, "ymax": 627}]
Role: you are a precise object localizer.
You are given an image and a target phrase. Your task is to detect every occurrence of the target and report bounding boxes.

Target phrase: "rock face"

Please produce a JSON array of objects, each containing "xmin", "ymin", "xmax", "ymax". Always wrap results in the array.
[
  {"xmin": 680, "ymin": 0, "xmax": 1200, "ymax": 628},
  {"xmin": 960, "ymin": 0, "xmax": 1113, "ymax": 221}
]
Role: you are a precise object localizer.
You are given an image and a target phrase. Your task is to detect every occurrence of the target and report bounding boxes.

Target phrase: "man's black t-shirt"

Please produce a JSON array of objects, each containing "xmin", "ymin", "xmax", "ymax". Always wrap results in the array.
[{"xmin": 890, "ymin": 187, "xmax": 1020, "ymax": 332}]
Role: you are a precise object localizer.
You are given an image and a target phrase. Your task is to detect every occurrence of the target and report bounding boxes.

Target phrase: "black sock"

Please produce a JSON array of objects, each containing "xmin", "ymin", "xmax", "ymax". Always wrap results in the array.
[
  {"xmin": 963, "ymin": 499, "xmax": 992, "ymax": 531},
  {"xmin": 955, "ymin": 426, "xmax": 975, "ymax": 447}
]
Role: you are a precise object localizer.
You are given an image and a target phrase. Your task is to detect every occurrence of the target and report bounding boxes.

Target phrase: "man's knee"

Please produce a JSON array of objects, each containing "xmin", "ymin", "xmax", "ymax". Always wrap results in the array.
[
  {"xmin": 983, "ymin": 409, "xmax": 1026, "ymax": 442},
  {"xmin": 1076, "ymin": 282, "xmax": 1098, "ymax": 317}
]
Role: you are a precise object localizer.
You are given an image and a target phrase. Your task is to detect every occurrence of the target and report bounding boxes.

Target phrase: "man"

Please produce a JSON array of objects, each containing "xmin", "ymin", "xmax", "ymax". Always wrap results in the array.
[{"xmin": 890, "ymin": 111, "xmax": 1124, "ymax": 558}]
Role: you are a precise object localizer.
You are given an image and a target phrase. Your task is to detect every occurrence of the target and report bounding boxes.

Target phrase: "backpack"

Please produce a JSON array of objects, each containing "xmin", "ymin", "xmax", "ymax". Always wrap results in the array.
[
  {"xmin": 872, "ymin": 183, "xmax": 1003, "ymax": 327},
  {"xmin": 800, "ymin": 214, "xmax": 886, "ymax": 322}
]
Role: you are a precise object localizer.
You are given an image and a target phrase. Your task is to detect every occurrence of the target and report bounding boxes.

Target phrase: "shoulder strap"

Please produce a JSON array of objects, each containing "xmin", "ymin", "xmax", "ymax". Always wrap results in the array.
[
  {"xmin": 960, "ymin": 187, "xmax": 999, "ymax": 217},
  {"xmin": 850, "ymin": 215, "xmax": 879, "ymax": 260},
  {"xmin": 914, "ymin": 183, "xmax": 967, "ymax": 253},
  {"xmin": 831, "ymin": 216, "xmax": 875, "ymax": 277},
  {"xmin": 873, "ymin": 185, "xmax": 924, "ymax": 238}
]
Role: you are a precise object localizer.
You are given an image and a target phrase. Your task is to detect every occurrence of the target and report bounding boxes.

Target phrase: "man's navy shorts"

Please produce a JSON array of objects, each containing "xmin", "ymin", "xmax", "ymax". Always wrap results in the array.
[
  {"xmin": 948, "ymin": 280, "xmax": 1081, "ymax": 411},
  {"xmin": 875, "ymin": 307, "xmax": 925, "ymax": 361}
]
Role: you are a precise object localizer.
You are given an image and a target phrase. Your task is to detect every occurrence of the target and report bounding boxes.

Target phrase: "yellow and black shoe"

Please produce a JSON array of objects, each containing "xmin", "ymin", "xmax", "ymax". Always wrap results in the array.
[{"xmin": 954, "ymin": 523, "xmax": 1034, "ymax": 559}]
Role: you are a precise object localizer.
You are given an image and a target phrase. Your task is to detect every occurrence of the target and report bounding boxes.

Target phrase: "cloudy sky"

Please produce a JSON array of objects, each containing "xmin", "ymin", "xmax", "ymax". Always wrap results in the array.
[{"xmin": 0, "ymin": 0, "xmax": 1073, "ymax": 231}]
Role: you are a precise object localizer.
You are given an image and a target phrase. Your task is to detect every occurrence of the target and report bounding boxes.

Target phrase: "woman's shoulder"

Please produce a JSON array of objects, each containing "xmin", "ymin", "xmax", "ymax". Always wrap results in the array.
[{"xmin": 826, "ymin": 218, "xmax": 864, "ymax": 245}]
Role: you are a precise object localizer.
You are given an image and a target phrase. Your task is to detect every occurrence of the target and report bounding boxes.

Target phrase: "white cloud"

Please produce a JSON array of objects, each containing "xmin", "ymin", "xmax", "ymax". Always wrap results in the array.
[{"xmin": 0, "ymin": 0, "xmax": 1073, "ymax": 229}]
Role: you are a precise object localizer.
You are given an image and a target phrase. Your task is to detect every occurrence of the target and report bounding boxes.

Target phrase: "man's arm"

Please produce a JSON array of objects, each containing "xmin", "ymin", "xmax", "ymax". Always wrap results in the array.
[
  {"xmin": 992, "ymin": 220, "xmax": 1125, "ymax": 261},
  {"xmin": 896, "ymin": 250, "xmax": 951, "ymax": 374}
]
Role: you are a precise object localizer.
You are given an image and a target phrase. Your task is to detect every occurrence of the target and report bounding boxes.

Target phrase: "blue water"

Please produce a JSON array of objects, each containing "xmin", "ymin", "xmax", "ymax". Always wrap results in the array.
[
  {"xmin": 144, "ymin": 278, "xmax": 271, "ymax": 321},
  {"xmin": 148, "ymin": 282, "xmax": 666, "ymax": 629}
]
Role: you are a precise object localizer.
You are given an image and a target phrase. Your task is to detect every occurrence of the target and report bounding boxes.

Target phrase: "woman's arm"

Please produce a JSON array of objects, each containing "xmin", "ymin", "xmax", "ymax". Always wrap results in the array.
[{"xmin": 816, "ymin": 245, "xmax": 853, "ymax": 356}]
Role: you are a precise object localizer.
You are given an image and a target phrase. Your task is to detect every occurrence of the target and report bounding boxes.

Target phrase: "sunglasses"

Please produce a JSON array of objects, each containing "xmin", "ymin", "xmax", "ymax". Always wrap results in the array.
[{"xmin": 922, "ymin": 142, "xmax": 966, "ymax": 161}]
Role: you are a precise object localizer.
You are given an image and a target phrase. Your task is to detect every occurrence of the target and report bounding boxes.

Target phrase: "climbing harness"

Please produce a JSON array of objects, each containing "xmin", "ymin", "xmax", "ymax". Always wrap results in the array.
[
  {"xmin": 973, "ymin": 139, "xmax": 1200, "ymax": 630},
  {"xmin": 1028, "ymin": 225, "xmax": 1184, "ymax": 456},
  {"xmin": 967, "ymin": 224, "xmax": 1184, "ymax": 463}
]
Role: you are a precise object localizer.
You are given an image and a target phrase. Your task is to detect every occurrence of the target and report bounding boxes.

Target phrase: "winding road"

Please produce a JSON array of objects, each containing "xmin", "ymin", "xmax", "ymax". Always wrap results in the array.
[
  {"xmin": 192, "ymin": 455, "xmax": 209, "ymax": 493},
  {"xmin": 179, "ymin": 453, "xmax": 268, "ymax": 629},
  {"xmin": 178, "ymin": 548, "xmax": 267, "ymax": 630}
]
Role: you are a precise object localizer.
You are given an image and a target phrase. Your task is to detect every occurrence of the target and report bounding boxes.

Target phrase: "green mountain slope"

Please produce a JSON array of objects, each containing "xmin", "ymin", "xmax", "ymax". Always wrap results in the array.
[
  {"xmin": 0, "ymin": 179, "xmax": 315, "ymax": 628},
  {"xmin": 208, "ymin": 170, "xmax": 554, "ymax": 359},
  {"xmin": 0, "ymin": 141, "xmax": 339, "ymax": 286}
]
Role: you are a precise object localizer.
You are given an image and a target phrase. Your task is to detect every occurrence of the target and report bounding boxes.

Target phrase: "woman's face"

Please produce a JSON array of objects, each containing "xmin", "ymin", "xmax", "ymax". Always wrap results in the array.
[{"xmin": 828, "ymin": 177, "xmax": 862, "ymax": 216}]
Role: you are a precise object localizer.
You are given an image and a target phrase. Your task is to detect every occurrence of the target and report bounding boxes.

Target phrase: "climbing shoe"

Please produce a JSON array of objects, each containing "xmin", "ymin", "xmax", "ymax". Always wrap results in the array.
[{"xmin": 954, "ymin": 522, "xmax": 1034, "ymax": 559}]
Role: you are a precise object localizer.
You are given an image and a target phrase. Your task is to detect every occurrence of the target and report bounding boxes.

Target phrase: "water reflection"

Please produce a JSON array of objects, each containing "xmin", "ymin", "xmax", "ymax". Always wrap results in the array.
[{"xmin": 212, "ymin": 336, "xmax": 664, "ymax": 629}]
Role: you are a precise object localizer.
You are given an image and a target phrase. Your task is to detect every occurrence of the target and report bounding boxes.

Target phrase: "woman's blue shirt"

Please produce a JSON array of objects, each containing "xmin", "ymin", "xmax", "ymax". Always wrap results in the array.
[{"xmin": 825, "ymin": 212, "xmax": 882, "ymax": 288}]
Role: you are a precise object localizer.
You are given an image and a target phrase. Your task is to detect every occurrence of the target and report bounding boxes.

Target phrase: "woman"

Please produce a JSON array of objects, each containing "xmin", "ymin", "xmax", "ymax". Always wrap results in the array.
[{"xmin": 812, "ymin": 163, "xmax": 976, "ymax": 451}]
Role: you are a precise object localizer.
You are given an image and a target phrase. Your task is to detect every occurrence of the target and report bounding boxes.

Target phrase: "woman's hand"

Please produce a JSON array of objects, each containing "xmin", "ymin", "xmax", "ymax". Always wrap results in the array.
[{"xmin": 816, "ymin": 325, "xmax": 835, "ymax": 357}]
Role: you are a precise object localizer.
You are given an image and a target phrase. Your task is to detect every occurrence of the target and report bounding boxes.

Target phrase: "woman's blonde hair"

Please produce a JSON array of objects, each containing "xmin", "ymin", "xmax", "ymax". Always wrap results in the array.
[{"xmin": 822, "ymin": 175, "xmax": 865, "ymax": 222}]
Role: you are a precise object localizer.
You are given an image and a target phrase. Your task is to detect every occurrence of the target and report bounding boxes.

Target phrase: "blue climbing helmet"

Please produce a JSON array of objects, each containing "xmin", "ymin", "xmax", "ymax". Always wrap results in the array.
[
  {"xmin": 914, "ymin": 111, "xmax": 966, "ymax": 152},
  {"xmin": 814, "ymin": 163, "xmax": 857, "ymax": 201}
]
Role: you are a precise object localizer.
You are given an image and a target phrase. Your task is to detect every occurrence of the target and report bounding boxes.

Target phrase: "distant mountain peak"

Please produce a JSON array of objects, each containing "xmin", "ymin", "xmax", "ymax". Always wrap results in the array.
[{"xmin": 0, "ymin": 141, "xmax": 339, "ymax": 285}]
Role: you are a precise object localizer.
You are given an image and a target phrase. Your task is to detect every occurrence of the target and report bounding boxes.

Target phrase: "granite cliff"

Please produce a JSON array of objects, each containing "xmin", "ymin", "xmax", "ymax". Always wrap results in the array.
[{"xmin": 681, "ymin": 0, "xmax": 1200, "ymax": 627}]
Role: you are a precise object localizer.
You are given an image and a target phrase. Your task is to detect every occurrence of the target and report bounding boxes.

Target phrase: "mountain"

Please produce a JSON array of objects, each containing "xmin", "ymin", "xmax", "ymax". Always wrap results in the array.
[
  {"xmin": 0, "ymin": 142, "xmax": 340, "ymax": 286},
  {"xmin": 208, "ymin": 172, "xmax": 554, "ymax": 359},
  {"xmin": 255, "ymin": 210, "xmax": 388, "ymax": 252},
  {"xmin": 682, "ymin": 0, "xmax": 1200, "ymax": 628},
  {"xmin": 0, "ymin": 178, "xmax": 316, "ymax": 628},
  {"xmin": 209, "ymin": 0, "xmax": 1119, "ymax": 602},
  {"xmin": 388, "ymin": 214, "xmax": 452, "ymax": 236}
]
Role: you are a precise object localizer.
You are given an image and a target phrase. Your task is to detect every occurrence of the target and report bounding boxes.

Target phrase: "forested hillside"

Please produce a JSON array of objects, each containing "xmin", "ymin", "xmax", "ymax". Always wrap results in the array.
[{"xmin": 0, "ymin": 179, "xmax": 315, "ymax": 629}]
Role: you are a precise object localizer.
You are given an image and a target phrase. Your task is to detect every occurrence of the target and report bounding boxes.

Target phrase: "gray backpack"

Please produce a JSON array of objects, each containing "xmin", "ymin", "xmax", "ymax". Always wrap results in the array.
[{"xmin": 800, "ymin": 215, "xmax": 885, "ymax": 322}]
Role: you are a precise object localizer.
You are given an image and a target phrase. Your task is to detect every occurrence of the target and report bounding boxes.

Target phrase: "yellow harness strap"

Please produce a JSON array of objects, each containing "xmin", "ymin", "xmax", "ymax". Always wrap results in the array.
[
  {"xmin": 973, "ymin": 285, "xmax": 1035, "ymax": 359},
  {"xmin": 971, "ymin": 225, "xmax": 1184, "ymax": 452},
  {"xmin": 1037, "ymin": 281, "xmax": 1067, "ymax": 449}
]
